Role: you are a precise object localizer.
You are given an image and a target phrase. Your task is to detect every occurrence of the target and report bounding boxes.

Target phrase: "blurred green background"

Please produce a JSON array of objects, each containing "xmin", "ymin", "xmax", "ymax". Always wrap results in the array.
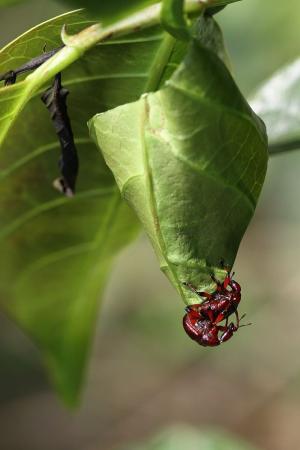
[{"xmin": 1, "ymin": 1, "xmax": 300, "ymax": 449}]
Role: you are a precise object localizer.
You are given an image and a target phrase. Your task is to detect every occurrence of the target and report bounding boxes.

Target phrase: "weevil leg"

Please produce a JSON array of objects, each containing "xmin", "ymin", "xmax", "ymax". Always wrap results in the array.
[
  {"xmin": 238, "ymin": 313, "xmax": 252, "ymax": 328},
  {"xmin": 223, "ymin": 272, "xmax": 231, "ymax": 289},
  {"xmin": 219, "ymin": 323, "xmax": 237, "ymax": 343},
  {"xmin": 182, "ymin": 282, "xmax": 203, "ymax": 298},
  {"xmin": 206, "ymin": 309, "xmax": 215, "ymax": 323},
  {"xmin": 214, "ymin": 311, "xmax": 226, "ymax": 324},
  {"xmin": 235, "ymin": 310, "xmax": 240, "ymax": 327},
  {"xmin": 220, "ymin": 330, "xmax": 234, "ymax": 343},
  {"xmin": 198, "ymin": 291, "xmax": 213, "ymax": 300},
  {"xmin": 210, "ymin": 273, "xmax": 223, "ymax": 291}
]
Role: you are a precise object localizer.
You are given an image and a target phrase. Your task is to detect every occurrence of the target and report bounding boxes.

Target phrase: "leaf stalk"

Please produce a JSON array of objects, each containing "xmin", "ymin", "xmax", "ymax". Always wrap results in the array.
[{"xmin": 26, "ymin": 0, "xmax": 232, "ymax": 91}]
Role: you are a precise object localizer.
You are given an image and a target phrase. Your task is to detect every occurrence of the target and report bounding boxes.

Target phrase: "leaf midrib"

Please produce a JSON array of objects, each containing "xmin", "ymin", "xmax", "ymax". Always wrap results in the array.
[
  {"xmin": 141, "ymin": 95, "xmax": 185, "ymax": 302},
  {"xmin": 0, "ymin": 187, "xmax": 115, "ymax": 240},
  {"xmin": 0, "ymin": 137, "xmax": 91, "ymax": 180},
  {"xmin": 144, "ymin": 32, "xmax": 176, "ymax": 92}
]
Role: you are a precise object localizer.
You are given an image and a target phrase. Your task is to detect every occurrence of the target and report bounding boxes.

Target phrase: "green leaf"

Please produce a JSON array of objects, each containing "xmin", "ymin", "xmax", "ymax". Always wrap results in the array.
[
  {"xmin": 124, "ymin": 425, "xmax": 259, "ymax": 450},
  {"xmin": 89, "ymin": 18, "xmax": 268, "ymax": 305},
  {"xmin": 0, "ymin": 0, "xmax": 24, "ymax": 5},
  {"xmin": 251, "ymin": 58, "xmax": 300, "ymax": 154},
  {"xmin": 161, "ymin": 0, "xmax": 190, "ymax": 41},
  {"xmin": 0, "ymin": 10, "xmax": 187, "ymax": 404},
  {"xmin": 193, "ymin": 13, "xmax": 231, "ymax": 68}
]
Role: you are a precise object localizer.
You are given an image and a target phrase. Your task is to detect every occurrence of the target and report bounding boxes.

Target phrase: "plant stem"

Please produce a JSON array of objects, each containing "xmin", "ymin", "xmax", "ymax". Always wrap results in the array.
[
  {"xmin": 0, "ymin": 0, "xmax": 237, "ymax": 145},
  {"xmin": 144, "ymin": 33, "xmax": 176, "ymax": 92},
  {"xmin": 269, "ymin": 140, "xmax": 300, "ymax": 155}
]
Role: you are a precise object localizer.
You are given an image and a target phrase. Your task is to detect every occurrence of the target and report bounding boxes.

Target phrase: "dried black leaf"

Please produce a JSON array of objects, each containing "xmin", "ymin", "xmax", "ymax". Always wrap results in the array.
[{"xmin": 41, "ymin": 73, "xmax": 79, "ymax": 196}]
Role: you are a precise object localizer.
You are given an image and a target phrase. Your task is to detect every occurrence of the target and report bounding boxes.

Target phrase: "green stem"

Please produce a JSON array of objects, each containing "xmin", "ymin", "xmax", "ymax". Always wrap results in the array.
[
  {"xmin": 1, "ymin": 0, "xmax": 237, "ymax": 145},
  {"xmin": 269, "ymin": 140, "xmax": 300, "ymax": 155},
  {"xmin": 144, "ymin": 33, "xmax": 176, "ymax": 92}
]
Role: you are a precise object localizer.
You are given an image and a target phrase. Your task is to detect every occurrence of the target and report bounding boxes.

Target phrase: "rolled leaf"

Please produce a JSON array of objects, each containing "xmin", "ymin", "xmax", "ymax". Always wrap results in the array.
[{"xmin": 89, "ymin": 19, "xmax": 268, "ymax": 305}]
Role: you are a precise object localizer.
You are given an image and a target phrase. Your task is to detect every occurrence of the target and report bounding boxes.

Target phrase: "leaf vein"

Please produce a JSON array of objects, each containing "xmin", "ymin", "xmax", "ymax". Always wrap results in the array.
[
  {"xmin": 0, "ymin": 187, "xmax": 115, "ymax": 240},
  {"xmin": 167, "ymin": 80, "xmax": 267, "ymax": 146}
]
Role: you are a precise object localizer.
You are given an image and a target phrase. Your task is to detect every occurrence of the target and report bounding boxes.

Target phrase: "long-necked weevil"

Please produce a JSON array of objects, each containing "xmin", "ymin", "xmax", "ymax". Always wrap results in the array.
[
  {"xmin": 182, "ymin": 271, "xmax": 250, "ymax": 346},
  {"xmin": 182, "ymin": 311, "xmax": 248, "ymax": 347},
  {"xmin": 183, "ymin": 271, "xmax": 242, "ymax": 325}
]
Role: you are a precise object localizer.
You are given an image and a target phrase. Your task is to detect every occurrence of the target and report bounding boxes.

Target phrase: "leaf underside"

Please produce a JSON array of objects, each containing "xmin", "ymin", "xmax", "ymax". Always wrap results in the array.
[
  {"xmin": 90, "ymin": 17, "xmax": 268, "ymax": 305},
  {"xmin": 0, "ymin": 10, "xmax": 187, "ymax": 405}
]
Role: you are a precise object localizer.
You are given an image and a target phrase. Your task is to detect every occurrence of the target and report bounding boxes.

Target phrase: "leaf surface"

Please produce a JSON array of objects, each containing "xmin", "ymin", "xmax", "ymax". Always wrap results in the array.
[
  {"xmin": 0, "ymin": 10, "xmax": 186, "ymax": 404},
  {"xmin": 251, "ymin": 58, "xmax": 300, "ymax": 154},
  {"xmin": 125, "ymin": 425, "xmax": 259, "ymax": 450},
  {"xmin": 0, "ymin": 0, "xmax": 24, "ymax": 5},
  {"xmin": 89, "ymin": 17, "xmax": 268, "ymax": 305}
]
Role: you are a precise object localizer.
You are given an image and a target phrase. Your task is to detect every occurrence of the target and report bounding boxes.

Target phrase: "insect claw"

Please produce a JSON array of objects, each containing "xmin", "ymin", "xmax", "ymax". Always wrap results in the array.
[{"xmin": 210, "ymin": 273, "xmax": 216, "ymax": 283}]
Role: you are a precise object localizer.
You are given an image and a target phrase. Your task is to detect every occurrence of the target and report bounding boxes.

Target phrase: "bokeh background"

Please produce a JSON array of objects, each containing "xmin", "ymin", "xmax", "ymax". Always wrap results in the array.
[{"xmin": 1, "ymin": 1, "xmax": 300, "ymax": 449}]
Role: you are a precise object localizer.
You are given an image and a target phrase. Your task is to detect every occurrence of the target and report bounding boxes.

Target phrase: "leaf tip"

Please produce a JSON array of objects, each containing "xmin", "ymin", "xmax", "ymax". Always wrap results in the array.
[
  {"xmin": 61, "ymin": 24, "xmax": 72, "ymax": 46},
  {"xmin": 45, "ymin": 355, "xmax": 84, "ymax": 409}
]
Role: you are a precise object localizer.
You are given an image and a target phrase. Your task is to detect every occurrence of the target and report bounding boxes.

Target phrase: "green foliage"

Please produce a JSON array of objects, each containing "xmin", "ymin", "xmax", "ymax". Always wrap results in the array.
[
  {"xmin": 123, "ymin": 425, "xmax": 259, "ymax": 450},
  {"xmin": 0, "ymin": 0, "xmax": 269, "ymax": 405},
  {"xmin": 89, "ymin": 16, "xmax": 268, "ymax": 305},
  {"xmin": 0, "ymin": 0, "xmax": 24, "ymax": 6},
  {"xmin": 251, "ymin": 58, "xmax": 300, "ymax": 154},
  {"xmin": 0, "ymin": 9, "xmax": 188, "ymax": 404}
]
